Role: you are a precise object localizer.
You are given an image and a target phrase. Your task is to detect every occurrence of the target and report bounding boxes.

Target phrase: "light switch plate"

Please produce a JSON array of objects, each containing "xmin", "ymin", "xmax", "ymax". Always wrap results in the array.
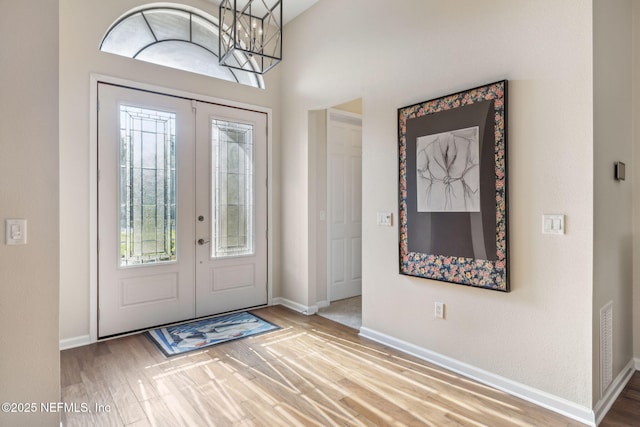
[
  {"xmin": 6, "ymin": 219, "xmax": 27, "ymax": 245},
  {"xmin": 377, "ymin": 212, "xmax": 393, "ymax": 226},
  {"xmin": 542, "ymin": 214, "xmax": 564, "ymax": 235}
]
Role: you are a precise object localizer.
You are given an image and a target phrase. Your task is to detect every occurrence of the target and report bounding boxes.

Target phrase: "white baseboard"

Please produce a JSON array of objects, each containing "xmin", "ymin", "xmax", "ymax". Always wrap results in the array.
[
  {"xmin": 635, "ymin": 357, "xmax": 640, "ymax": 370},
  {"xmin": 594, "ymin": 358, "xmax": 636, "ymax": 425},
  {"xmin": 59, "ymin": 335, "xmax": 91, "ymax": 351},
  {"xmin": 317, "ymin": 300, "xmax": 329, "ymax": 309},
  {"xmin": 359, "ymin": 326, "xmax": 596, "ymax": 427},
  {"xmin": 272, "ymin": 297, "xmax": 318, "ymax": 315}
]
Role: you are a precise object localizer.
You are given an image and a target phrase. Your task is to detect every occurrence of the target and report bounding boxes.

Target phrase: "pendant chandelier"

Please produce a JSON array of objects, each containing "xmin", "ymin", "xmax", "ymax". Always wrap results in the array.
[{"xmin": 219, "ymin": 0, "xmax": 283, "ymax": 74}]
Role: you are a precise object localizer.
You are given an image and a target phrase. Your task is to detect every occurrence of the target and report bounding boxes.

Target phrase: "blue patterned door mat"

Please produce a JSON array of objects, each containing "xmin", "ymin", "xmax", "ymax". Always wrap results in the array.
[{"xmin": 145, "ymin": 311, "xmax": 279, "ymax": 357}]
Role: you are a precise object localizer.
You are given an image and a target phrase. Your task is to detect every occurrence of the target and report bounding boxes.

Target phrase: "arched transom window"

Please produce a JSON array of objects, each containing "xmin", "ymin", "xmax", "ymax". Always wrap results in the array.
[{"xmin": 100, "ymin": 4, "xmax": 265, "ymax": 89}]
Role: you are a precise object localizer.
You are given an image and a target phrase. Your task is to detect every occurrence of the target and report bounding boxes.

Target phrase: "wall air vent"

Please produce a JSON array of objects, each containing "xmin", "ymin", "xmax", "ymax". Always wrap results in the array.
[{"xmin": 600, "ymin": 301, "xmax": 613, "ymax": 397}]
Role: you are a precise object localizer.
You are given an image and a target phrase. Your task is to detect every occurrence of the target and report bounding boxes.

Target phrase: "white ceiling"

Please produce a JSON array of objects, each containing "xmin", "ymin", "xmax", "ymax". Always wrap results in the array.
[
  {"xmin": 282, "ymin": 0, "xmax": 319, "ymax": 24},
  {"xmin": 208, "ymin": 0, "xmax": 320, "ymax": 25}
]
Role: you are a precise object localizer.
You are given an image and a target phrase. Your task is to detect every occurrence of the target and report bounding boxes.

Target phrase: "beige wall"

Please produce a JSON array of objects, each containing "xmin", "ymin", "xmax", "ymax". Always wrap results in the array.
[
  {"xmin": 634, "ymin": 1, "xmax": 640, "ymax": 364},
  {"xmin": 281, "ymin": 0, "xmax": 595, "ymax": 408},
  {"xmin": 58, "ymin": 0, "xmax": 282, "ymax": 341},
  {"xmin": 308, "ymin": 110, "xmax": 328, "ymax": 305},
  {"xmin": 0, "ymin": 1, "xmax": 61, "ymax": 426},
  {"xmin": 593, "ymin": 0, "xmax": 635, "ymax": 405},
  {"xmin": 8, "ymin": 0, "xmax": 637, "ymax": 422}
]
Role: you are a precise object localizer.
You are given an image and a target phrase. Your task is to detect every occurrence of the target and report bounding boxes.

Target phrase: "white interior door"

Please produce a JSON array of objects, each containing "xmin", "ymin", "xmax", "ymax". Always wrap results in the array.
[
  {"xmin": 98, "ymin": 83, "xmax": 196, "ymax": 337},
  {"xmin": 328, "ymin": 111, "xmax": 362, "ymax": 302},
  {"xmin": 194, "ymin": 102, "xmax": 268, "ymax": 316},
  {"xmin": 98, "ymin": 84, "xmax": 268, "ymax": 337}
]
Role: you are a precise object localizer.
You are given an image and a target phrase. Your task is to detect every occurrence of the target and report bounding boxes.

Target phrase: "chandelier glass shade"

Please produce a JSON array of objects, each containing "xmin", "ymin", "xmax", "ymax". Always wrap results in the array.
[{"xmin": 219, "ymin": 0, "xmax": 283, "ymax": 74}]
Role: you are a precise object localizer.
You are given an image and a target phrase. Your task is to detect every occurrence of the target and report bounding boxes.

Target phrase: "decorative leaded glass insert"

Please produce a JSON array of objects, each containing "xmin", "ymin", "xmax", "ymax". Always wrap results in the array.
[
  {"xmin": 120, "ymin": 105, "xmax": 177, "ymax": 266},
  {"xmin": 211, "ymin": 120, "xmax": 255, "ymax": 258}
]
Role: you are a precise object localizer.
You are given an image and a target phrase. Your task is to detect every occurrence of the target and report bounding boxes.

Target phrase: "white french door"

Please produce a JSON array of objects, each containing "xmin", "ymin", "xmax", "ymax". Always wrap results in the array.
[
  {"xmin": 98, "ymin": 85, "xmax": 196, "ymax": 337},
  {"xmin": 97, "ymin": 83, "xmax": 267, "ymax": 338},
  {"xmin": 194, "ymin": 102, "xmax": 268, "ymax": 317}
]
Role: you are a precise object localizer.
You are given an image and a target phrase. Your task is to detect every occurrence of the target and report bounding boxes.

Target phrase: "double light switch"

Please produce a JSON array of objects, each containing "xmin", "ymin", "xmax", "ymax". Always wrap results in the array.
[{"xmin": 542, "ymin": 214, "xmax": 564, "ymax": 235}]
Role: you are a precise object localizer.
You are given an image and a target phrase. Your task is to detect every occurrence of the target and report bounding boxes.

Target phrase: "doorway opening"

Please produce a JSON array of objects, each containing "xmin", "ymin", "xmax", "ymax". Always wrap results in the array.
[{"xmin": 314, "ymin": 98, "xmax": 363, "ymax": 329}]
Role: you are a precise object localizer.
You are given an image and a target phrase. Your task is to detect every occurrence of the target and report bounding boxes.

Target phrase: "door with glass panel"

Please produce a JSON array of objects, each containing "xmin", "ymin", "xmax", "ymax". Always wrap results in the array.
[
  {"xmin": 194, "ymin": 102, "xmax": 267, "ymax": 316},
  {"xmin": 97, "ymin": 83, "xmax": 268, "ymax": 337},
  {"xmin": 98, "ymin": 83, "xmax": 196, "ymax": 337}
]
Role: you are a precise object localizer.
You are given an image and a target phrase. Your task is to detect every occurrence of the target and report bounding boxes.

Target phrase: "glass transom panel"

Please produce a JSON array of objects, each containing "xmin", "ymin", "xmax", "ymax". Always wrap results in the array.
[
  {"xmin": 119, "ymin": 105, "xmax": 177, "ymax": 266},
  {"xmin": 211, "ymin": 120, "xmax": 255, "ymax": 258}
]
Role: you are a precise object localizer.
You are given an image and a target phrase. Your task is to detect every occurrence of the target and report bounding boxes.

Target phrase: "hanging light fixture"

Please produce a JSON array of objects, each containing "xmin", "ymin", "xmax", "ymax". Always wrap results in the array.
[{"xmin": 219, "ymin": 0, "xmax": 283, "ymax": 74}]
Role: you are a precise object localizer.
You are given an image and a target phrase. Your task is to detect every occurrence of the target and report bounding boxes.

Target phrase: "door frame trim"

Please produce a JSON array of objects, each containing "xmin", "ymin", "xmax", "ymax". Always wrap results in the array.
[{"xmin": 89, "ymin": 73, "xmax": 274, "ymax": 343}]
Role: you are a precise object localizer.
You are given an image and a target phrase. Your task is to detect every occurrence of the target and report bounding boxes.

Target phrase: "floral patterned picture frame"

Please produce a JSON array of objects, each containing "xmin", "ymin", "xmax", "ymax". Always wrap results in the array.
[{"xmin": 398, "ymin": 81, "xmax": 508, "ymax": 291}]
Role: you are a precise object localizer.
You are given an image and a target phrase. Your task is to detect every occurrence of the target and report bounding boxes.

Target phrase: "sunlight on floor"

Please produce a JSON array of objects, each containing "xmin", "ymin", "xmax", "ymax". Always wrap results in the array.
[
  {"xmin": 136, "ymin": 325, "xmax": 532, "ymax": 426},
  {"xmin": 61, "ymin": 308, "xmax": 581, "ymax": 426}
]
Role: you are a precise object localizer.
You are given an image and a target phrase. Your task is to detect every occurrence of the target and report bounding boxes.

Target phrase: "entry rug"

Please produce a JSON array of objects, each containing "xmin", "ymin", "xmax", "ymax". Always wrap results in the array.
[{"xmin": 146, "ymin": 311, "xmax": 279, "ymax": 357}]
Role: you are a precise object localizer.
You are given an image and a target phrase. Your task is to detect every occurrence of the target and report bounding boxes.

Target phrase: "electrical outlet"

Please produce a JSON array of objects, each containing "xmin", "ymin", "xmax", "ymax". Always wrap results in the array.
[{"xmin": 434, "ymin": 302, "xmax": 445, "ymax": 319}]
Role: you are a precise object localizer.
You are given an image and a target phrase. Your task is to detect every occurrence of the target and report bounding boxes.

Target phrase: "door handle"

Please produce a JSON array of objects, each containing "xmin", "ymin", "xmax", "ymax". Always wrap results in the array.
[{"xmin": 197, "ymin": 238, "xmax": 210, "ymax": 245}]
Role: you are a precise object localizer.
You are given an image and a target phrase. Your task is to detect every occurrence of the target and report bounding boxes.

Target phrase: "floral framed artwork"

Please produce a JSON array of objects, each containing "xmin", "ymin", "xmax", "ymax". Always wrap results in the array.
[{"xmin": 398, "ymin": 80, "xmax": 508, "ymax": 291}]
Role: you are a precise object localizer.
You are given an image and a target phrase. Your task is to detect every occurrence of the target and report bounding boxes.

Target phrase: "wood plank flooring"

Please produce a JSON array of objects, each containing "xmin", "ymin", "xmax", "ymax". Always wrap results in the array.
[
  {"xmin": 61, "ymin": 306, "xmax": 592, "ymax": 426},
  {"xmin": 600, "ymin": 371, "xmax": 640, "ymax": 426}
]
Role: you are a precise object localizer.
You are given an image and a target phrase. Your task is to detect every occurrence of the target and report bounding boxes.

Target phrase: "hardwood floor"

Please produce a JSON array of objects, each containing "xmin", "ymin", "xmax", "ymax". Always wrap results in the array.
[
  {"xmin": 600, "ymin": 371, "xmax": 640, "ymax": 426},
  {"xmin": 61, "ymin": 306, "xmax": 590, "ymax": 426}
]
